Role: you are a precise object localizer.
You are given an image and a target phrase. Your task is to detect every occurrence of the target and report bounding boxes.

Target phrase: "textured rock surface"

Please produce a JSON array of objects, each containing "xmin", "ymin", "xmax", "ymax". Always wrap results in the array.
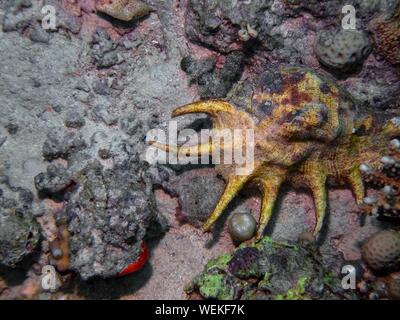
[
  {"xmin": 65, "ymin": 160, "xmax": 158, "ymax": 280},
  {"xmin": 0, "ymin": 0, "xmax": 193, "ymax": 281},
  {"xmin": 181, "ymin": 51, "xmax": 244, "ymax": 99},
  {"xmin": 171, "ymin": 168, "xmax": 225, "ymax": 226},
  {"xmin": 369, "ymin": 4, "xmax": 400, "ymax": 65}
]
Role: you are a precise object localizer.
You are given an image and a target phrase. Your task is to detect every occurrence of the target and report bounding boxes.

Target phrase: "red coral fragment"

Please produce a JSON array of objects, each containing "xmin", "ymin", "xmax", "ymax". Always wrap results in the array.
[{"xmin": 118, "ymin": 241, "xmax": 149, "ymax": 276}]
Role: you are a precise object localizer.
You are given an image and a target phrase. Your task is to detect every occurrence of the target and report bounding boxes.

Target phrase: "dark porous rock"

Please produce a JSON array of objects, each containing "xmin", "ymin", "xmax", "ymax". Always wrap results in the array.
[
  {"xmin": 66, "ymin": 160, "xmax": 159, "ymax": 280},
  {"xmin": 92, "ymin": 105, "xmax": 118, "ymax": 126},
  {"xmin": 64, "ymin": 111, "xmax": 86, "ymax": 129},
  {"xmin": 5, "ymin": 122, "xmax": 19, "ymax": 135},
  {"xmin": 285, "ymin": 0, "xmax": 346, "ymax": 18},
  {"xmin": 92, "ymin": 79, "xmax": 112, "ymax": 96},
  {"xmin": 42, "ymin": 128, "xmax": 87, "ymax": 161},
  {"xmin": 185, "ymin": 0, "xmax": 293, "ymax": 53},
  {"xmin": 27, "ymin": 24, "xmax": 51, "ymax": 43},
  {"xmin": 34, "ymin": 164, "xmax": 73, "ymax": 196},
  {"xmin": 172, "ymin": 170, "xmax": 225, "ymax": 226},
  {"xmin": 97, "ymin": 51, "xmax": 123, "ymax": 69},
  {"xmin": 181, "ymin": 55, "xmax": 216, "ymax": 84},
  {"xmin": 0, "ymin": 183, "xmax": 39, "ymax": 267},
  {"xmin": 362, "ymin": 230, "xmax": 400, "ymax": 275},
  {"xmin": 185, "ymin": 0, "xmax": 273, "ymax": 53},
  {"xmin": 120, "ymin": 115, "xmax": 148, "ymax": 137},
  {"xmin": 181, "ymin": 51, "xmax": 244, "ymax": 99},
  {"xmin": 90, "ymin": 27, "xmax": 121, "ymax": 69}
]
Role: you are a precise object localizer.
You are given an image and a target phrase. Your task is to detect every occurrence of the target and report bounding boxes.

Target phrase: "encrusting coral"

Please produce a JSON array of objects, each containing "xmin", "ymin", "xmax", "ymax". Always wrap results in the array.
[
  {"xmin": 151, "ymin": 66, "xmax": 400, "ymax": 240},
  {"xmin": 369, "ymin": 2, "xmax": 400, "ymax": 65}
]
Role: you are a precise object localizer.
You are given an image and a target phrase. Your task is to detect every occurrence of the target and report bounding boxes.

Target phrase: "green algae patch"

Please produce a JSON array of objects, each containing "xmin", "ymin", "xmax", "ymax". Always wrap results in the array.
[
  {"xmin": 275, "ymin": 276, "xmax": 310, "ymax": 300},
  {"xmin": 197, "ymin": 274, "xmax": 235, "ymax": 300},
  {"xmin": 205, "ymin": 253, "xmax": 232, "ymax": 271},
  {"xmin": 185, "ymin": 236, "xmax": 360, "ymax": 300}
]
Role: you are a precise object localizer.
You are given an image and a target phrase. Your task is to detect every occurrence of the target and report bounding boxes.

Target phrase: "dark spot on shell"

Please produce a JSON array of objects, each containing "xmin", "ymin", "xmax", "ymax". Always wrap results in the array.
[
  {"xmin": 258, "ymin": 100, "xmax": 273, "ymax": 114},
  {"xmin": 320, "ymin": 83, "xmax": 330, "ymax": 94},
  {"xmin": 288, "ymin": 86, "xmax": 312, "ymax": 106},
  {"xmin": 258, "ymin": 70, "xmax": 283, "ymax": 93},
  {"xmin": 281, "ymin": 98, "xmax": 290, "ymax": 105},
  {"xmin": 289, "ymin": 71, "xmax": 306, "ymax": 83}
]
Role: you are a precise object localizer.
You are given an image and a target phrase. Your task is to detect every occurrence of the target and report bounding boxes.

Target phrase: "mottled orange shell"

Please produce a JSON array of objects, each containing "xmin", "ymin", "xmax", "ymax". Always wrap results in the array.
[{"xmin": 151, "ymin": 66, "xmax": 400, "ymax": 240}]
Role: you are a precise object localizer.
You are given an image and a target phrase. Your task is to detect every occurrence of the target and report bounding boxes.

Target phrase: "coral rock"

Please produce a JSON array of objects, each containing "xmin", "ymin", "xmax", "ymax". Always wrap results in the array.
[
  {"xmin": 315, "ymin": 29, "xmax": 371, "ymax": 73},
  {"xmin": 362, "ymin": 230, "xmax": 400, "ymax": 274}
]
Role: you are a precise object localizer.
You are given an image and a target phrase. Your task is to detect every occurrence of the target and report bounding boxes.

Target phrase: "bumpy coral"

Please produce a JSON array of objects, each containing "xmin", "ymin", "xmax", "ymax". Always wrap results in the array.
[
  {"xmin": 96, "ymin": 0, "xmax": 151, "ymax": 22},
  {"xmin": 185, "ymin": 237, "xmax": 358, "ymax": 300},
  {"xmin": 360, "ymin": 137, "xmax": 400, "ymax": 221},
  {"xmin": 185, "ymin": 0, "xmax": 283, "ymax": 53},
  {"xmin": 315, "ymin": 29, "xmax": 371, "ymax": 73},
  {"xmin": 151, "ymin": 66, "xmax": 400, "ymax": 240},
  {"xmin": 369, "ymin": 4, "xmax": 400, "ymax": 65},
  {"xmin": 361, "ymin": 229, "xmax": 400, "ymax": 274}
]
